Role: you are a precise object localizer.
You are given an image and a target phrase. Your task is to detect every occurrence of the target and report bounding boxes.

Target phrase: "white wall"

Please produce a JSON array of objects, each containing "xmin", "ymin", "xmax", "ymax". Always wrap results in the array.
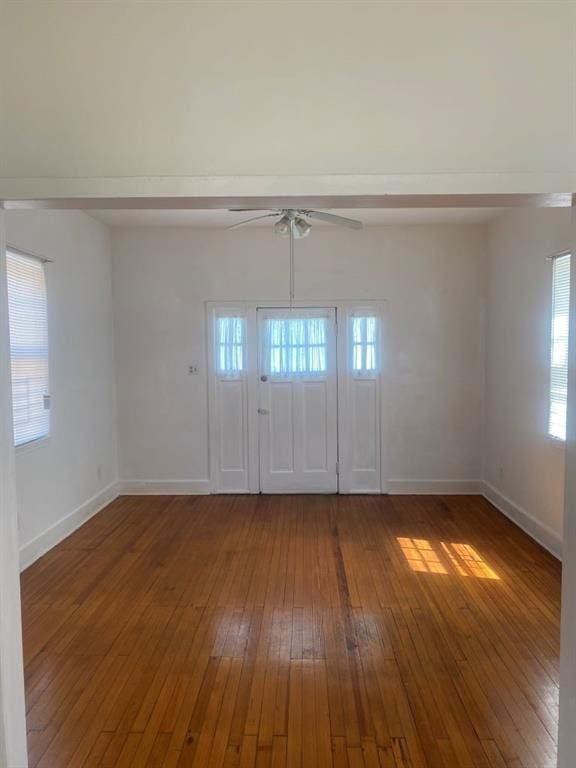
[
  {"xmin": 483, "ymin": 208, "xmax": 572, "ymax": 557},
  {"xmin": 112, "ymin": 224, "xmax": 486, "ymax": 489},
  {"xmin": 1, "ymin": 1, "xmax": 574, "ymax": 200},
  {"xmin": 6, "ymin": 211, "xmax": 118, "ymax": 568}
]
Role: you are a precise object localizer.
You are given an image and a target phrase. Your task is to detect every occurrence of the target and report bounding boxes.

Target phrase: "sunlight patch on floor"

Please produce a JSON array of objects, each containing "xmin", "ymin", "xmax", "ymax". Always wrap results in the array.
[{"xmin": 397, "ymin": 537, "xmax": 500, "ymax": 580}]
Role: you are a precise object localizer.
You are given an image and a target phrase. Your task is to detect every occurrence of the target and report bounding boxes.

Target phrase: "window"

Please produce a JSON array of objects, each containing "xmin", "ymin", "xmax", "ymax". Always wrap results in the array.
[
  {"xmin": 216, "ymin": 316, "xmax": 245, "ymax": 374},
  {"xmin": 351, "ymin": 315, "xmax": 378, "ymax": 373},
  {"xmin": 549, "ymin": 252, "xmax": 571, "ymax": 440},
  {"xmin": 263, "ymin": 317, "xmax": 327, "ymax": 375},
  {"xmin": 6, "ymin": 250, "xmax": 50, "ymax": 446}
]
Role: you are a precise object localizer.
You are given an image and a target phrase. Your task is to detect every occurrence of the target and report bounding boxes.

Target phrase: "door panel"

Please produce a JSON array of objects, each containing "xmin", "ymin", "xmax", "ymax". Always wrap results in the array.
[
  {"xmin": 258, "ymin": 308, "xmax": 337, "ymax": 493},
  {"xmin": 219, "ymin": 379, "xmax": 246, "ymax": 471},
  {"xmin": 352, "ymin": 378, "xmax": 378, "ymax": 471},
  {"xmin": 209, "ymin": 309, "xmax": 250, "ymax": 493},
  {"xmin": 302, "ymin": 381, "xmax": 329, "ymax": 471},
  {"xmin": 269, "ymin": 381, "xmax": 295, "ymax": 472},
  {"xmin": 338, "ymin": 307, "xmax": 383, "ymax": 492}
]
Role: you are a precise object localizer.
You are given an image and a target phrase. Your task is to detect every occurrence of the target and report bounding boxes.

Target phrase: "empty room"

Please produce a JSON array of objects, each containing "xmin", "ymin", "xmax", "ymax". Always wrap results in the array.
[{"xmin": 0, "ymin": 3, "xmax": 575, "ymax": 768}]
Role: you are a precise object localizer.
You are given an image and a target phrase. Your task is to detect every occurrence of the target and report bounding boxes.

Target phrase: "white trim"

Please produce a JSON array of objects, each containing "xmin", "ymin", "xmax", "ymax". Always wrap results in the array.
[
  {"xmin": 6, "ymin": 243, "xmax": 53, "ymax": 264},
  {"xmin": 387, "ymin": 479, "xmax": 562, "ymax": 561},
  {"xmin": 340, "ymin": 488, "xmax": 387, "ymax": 495},
  {"xmin": 1, "ymin": 175, "xmax": 574, "ymax": 203},
  {"xmin": 15, "ymin": 434, "xmax": 51, "ymax": 454},
  {"xmin": 387, "ymin": 479, "xmax": 482, "ymax": 495},
  {"xmin": 482, "ymin": 481, "xmax": 562, "ymax": 561},
  {"xmin": 118, "ymin": 479, "xmax": 211, "ymax": 495},
  {"xmin": 246, "ymin": 307, "xmax": 259, "ymax": 493},
  {"xmin": 19, "ymin": 481, "xmax": 120, "ymax": 571},
  {"xmin": 546, "ymin": 248, "xmax": 572, "ymax": 262},
  {"xmin": 0, "ymin": 211, "xmax": 29, "ymax": 767},
  {"xmin": 556, "ymin": 194, "xmax": 576, "ymax": 768}
]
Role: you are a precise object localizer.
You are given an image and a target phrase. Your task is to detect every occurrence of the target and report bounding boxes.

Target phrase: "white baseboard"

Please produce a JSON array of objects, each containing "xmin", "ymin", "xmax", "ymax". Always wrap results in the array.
[
  {"xmin": 387, "ymin": 478, "xmax": 562, "ymax": 559},
  {"xmin": 19, "ymin": 481, "xmax": 120, "ymax": 571},
  {"xmin": 387, "ymin": 479, "xmax": 482, "ymax": 495},
  {"xmin": 481, "ymin": 481, "xmax": 562, "ymax": 560},
  {"xmin": 19, "ymin": 478, "xmax": 562, "ymax": 571},
  {"xmin": 118, "ymin": 479, "xmax": 211, "ymax": 495}
]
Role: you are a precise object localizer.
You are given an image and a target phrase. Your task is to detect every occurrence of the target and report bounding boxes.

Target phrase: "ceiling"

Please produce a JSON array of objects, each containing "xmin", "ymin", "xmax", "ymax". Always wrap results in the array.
[{"xmin": 88, "ymin": 208, "xmax": 504, "ymax": 229}]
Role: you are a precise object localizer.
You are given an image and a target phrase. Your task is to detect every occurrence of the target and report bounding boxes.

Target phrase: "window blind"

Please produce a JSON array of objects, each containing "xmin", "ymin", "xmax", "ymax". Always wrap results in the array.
[
  {"xmin": 549, "ymin": 252, "xmax": 571, "ymax": 441},
  {"xmin": 6, "ymin": 250, "xmax": 50, "ymax": 446}
]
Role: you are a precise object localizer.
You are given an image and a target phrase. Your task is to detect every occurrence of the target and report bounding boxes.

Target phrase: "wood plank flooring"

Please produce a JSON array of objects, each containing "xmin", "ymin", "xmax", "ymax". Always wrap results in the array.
[{"xmin": 21, "ymin": 494, "xmax": 561, "ymax": 767}]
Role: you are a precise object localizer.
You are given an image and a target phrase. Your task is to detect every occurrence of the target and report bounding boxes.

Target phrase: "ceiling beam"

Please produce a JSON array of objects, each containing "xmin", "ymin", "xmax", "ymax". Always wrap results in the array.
[{"xmin": 2, "ymin": 193, "xmax": 572, "ymax": 211}]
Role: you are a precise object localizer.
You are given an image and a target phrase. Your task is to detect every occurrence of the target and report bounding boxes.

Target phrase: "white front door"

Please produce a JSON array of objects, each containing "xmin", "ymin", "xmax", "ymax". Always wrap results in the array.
[{"xmin": 257, "ymin": 308, "xmax": 338, "ymax": 493}]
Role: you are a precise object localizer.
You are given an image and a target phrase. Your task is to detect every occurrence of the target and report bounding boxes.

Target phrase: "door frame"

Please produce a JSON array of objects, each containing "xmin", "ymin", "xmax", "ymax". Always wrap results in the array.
[{"xmin": 206, "ymin": 299, "xmax": 389, "ymax": 494}]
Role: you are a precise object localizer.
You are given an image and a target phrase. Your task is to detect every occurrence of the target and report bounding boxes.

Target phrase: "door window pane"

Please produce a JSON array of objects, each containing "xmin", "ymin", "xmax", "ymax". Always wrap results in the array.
[
  {"xmin": 351, "ymin": 316, "xmax": 378, "ymax": 373},
  {"xmin": 263, "ymin": 317, "xmax": 327, "ymax": 375},
  {"xmin": 216, "ymin": 316, "xmax": 245, "ymax": 374}
]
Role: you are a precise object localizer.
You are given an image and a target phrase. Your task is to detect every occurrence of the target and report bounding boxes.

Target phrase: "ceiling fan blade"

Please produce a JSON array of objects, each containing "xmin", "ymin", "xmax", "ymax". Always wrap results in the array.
[
  {"xmin": 304, "ymin": 210, "xmax": 363, "ymax": 229},
  {"xmin": 227, "ymin": 208, "xmax": 282, "ymax": 213},
  {"xmin": 226, "ymin": 213, "xmax": 279, "ymax": 230}
]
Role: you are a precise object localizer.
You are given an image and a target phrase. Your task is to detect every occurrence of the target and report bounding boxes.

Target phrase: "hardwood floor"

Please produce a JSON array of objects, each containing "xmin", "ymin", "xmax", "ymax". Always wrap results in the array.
[{"xmin": 21, "ymin": 494, "xmax": 561, "ymax": 767}]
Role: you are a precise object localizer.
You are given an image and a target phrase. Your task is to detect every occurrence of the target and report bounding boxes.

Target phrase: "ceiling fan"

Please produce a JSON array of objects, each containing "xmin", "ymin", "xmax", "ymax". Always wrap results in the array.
[
  {"xmin": 226, "ymin": 208, "xmax": 363, "ymax": 307},
  {"xmin": 226, "ymin": 208, "xmax": 363, "ymax": 238}
]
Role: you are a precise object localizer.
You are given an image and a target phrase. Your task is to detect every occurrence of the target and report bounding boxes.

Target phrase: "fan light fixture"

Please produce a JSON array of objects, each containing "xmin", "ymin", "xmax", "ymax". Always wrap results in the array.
[
  {"xmin": 293, "ymin": 217, "xmax": 311, "ymax": 239},
  {"xmin": 227, "ymin": 208, "xmax": 362, "ymax": 236},
  {"xmin": 273, "ymin": 213, "xmax": 311, "ymax": 239},
  {"xmin": 274, "ymin": 214, "xmax": 292, "ymax": 238}
]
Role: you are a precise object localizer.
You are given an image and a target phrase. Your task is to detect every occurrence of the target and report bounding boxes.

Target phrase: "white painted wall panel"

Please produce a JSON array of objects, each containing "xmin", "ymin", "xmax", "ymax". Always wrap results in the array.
[
  {"xmin": 6, "ymin": 211, "xmax": 118, "ymax": 558},
  {"xmin": 484, "ymin": 208, "xmax": 572, "ymax": 549},
  {"xmin": 112, "ymin": 225, "xmax": 485, "ymax": 488}
]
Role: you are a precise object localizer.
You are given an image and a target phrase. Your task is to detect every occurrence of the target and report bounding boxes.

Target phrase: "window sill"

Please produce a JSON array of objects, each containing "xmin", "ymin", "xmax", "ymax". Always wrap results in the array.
[{"xmin": 15, "ymin": 435, "xmax": 51, "ymax": 455}]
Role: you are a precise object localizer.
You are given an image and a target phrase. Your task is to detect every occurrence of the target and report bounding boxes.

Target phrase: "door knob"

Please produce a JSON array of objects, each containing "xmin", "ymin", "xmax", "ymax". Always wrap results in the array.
[
  {"xmin": 260, "ymin": 375, "xmax": 268, "ymax": 382},
  {"xmin": 258, "ymin": 408, "xmax": 269, "ymax": 415}
]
